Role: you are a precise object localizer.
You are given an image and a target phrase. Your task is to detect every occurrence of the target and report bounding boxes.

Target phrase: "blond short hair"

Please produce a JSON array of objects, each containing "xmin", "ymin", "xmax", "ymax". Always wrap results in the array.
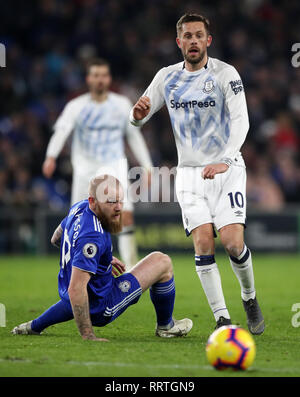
[{"xmin": 88, "ymin": 174, "xmax": 122, "ymax": 202}]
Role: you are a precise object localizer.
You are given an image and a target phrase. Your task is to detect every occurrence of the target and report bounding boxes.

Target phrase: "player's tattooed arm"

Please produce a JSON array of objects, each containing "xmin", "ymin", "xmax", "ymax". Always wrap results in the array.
[
  {"xmin": 51, "ymin": 224, "xmax": 63, "ymax": 248},
  {"xmin": 72, "ymin": 301, "xmax": 96, "ymax": 340},
  {"xmin": 68, "ymin": 267, "xmax": 109, "ymax": 342}
]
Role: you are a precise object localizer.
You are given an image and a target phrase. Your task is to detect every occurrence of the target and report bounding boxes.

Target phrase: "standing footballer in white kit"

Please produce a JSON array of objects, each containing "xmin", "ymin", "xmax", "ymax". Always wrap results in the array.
[
  {"xmin": 130, "ymin": 13, "xmax": 264, "ymax": 334},
  {"xmin": 42, "ymin": 58, "xmax": 153, "ymax": 270}
]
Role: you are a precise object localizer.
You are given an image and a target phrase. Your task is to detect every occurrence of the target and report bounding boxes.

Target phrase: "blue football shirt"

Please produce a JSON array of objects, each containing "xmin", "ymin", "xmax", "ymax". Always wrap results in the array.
[{"xmin": 58, "ymin": 200, "xmax": 113, "ymax": 314}]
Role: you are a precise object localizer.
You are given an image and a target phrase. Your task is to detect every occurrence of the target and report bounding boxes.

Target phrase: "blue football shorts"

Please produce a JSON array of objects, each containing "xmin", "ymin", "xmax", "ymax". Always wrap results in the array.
[{"xmin": 90, "ymin": 272, "xmax": 142, "ymax": 327}]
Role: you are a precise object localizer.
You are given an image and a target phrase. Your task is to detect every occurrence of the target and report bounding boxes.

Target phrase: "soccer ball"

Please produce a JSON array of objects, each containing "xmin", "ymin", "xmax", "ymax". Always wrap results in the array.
[{"xmin": 205, "ymin": 325, "xmax": 256, "ymax": 370}]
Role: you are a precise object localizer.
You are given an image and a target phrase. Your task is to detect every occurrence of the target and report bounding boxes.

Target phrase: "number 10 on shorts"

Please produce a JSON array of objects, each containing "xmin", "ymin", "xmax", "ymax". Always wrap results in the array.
[{"xmin": 228, "ymin": 192, "xmax": 244, "ymax": 208}]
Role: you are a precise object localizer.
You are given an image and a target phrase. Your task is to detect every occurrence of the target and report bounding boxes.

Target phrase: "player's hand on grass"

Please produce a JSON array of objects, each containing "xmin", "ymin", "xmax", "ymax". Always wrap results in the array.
[
  {"xmin": 111, "ymin": 256, "xmax": 126, "ymax": 277},
  {"xmin": 82, "ymin": 334, "xmax": 109, "ymax": 342},
  {"xmin": 132, "ymin": 96, "xmax": 151, "ymax": 120},
  {"xmin": 202, "ymin": 163, "xmax": 229, "ymax": 179}
]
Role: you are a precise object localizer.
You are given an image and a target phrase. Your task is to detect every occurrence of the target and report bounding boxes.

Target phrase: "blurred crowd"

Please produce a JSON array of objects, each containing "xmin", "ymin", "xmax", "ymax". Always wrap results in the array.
[{"xmin": 0, "ymin": 0, "xmax": 300, "ymax": 211}]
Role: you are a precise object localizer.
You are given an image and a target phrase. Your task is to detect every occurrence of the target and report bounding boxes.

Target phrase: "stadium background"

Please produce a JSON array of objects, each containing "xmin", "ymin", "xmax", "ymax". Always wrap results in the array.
[{"xmin": 0, "ymin": 0, "xmax": 300, "ymax": 256}]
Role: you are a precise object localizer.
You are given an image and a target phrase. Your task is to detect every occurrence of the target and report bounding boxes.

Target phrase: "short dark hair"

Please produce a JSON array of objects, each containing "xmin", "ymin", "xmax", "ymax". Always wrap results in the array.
[
  {"xmin": 176, "ymin": 13, "xmax": 211, "ymax": 36},
  {"xmin": 86, "ymin": 58, "xmax": 110, "ymax": 74}
]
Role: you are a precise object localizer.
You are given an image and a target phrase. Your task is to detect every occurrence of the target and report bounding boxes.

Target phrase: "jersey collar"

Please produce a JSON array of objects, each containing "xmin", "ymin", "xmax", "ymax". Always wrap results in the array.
[
  {"xmin": 86, "ymin": 204, "xmax": 98, "ymax": 218},
  {"xmin": 182, "ymin": 57, "xmax": 209, "ymax": 72}
]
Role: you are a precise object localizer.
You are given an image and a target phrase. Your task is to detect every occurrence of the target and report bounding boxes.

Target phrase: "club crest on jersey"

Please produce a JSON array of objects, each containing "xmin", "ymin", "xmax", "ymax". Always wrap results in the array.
[
  {"xmin": 82, "ymin": 243, "xmax": 97, "ymax": 258},
  {"xmin": 203, "ymin": 79, "xmax": 215, "ymax": 93},
  {"xmin": 118, "ymin": 280, "xmax": 131, "ymax": 293}
]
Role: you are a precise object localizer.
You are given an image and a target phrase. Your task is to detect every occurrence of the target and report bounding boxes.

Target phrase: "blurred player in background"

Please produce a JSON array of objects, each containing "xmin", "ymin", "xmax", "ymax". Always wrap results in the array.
[
  {"xmin": 12, "ymin": 175, "xmax": 193, "ymax": 340},
  {"xmin": 42, "ymin": 58, "xmax": 153, "ymax": 270},
  {"xmin": 130, "ymin": 13, "xmax": 264, "ymax": 334}
]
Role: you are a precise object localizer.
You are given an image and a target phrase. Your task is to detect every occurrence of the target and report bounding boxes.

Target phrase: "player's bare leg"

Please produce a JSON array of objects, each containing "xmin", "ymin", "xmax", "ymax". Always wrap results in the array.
[
  {"xmin": 192, "ymin": 223, "xmax": 231, "ymax": 328},
  {"xmin": 118, "ymin": 210, "xmax": 138, "ymax": 271},
  {"xmin": 130, "ymin": 251, "xmax": 193, "ymax": 337},
  {"xmin": 219, "ymin": 224, "xmax": 244, "ymax": 258},
  {"xmin": 219, "ymin": 223, "xmax": 264, "ymax": 335},
  {"xmin": 130, "ymin": 251, "xmax": 173, "ymax": 290}
]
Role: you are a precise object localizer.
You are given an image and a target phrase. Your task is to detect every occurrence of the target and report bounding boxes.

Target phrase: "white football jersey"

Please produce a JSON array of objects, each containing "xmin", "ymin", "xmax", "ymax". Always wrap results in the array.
[
  {"xmin": 130, "ymin": 57, "xmax": 249, "ymax": 168},
  {"xmin": 46, "ymin": 92, "xmax": 152, "ymax": 172}
]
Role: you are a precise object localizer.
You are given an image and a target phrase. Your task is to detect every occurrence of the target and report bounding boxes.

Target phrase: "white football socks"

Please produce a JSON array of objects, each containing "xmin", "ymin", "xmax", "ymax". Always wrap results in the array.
[
  {"xmin": 229, "ymin": 245, "xmax": 256, "ymax": 301},
  {"xmin": 195, "ymin": 256, "xmax": 230, "ymax": 321},
  {"xmin": 118, "ymin": 226, "xmax": 138, "ymax": 271}
]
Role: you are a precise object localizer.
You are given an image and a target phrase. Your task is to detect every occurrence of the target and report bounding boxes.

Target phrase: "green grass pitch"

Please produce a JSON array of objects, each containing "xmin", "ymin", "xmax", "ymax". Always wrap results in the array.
[{"xmin": 1, "ymin": 253, "xmax": 300, "ymax": 377}]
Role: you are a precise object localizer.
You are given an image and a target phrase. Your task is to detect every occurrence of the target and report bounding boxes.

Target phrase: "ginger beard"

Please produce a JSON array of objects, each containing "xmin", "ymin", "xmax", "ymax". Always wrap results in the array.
[{"xmin": 98, "ymin": 204, "xmax": 123, "ymax": 234}]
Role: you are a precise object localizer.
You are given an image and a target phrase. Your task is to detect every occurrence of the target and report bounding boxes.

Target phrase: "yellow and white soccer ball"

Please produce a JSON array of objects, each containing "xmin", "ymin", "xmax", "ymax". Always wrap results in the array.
[{"xmin": 206, "ymin": 325, "xmax": 256, "ymax": 370}]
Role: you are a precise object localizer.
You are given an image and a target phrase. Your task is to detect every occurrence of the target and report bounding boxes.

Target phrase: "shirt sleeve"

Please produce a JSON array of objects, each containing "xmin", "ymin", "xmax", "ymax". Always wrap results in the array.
[
  {"xmin": 129, "ymin": 67, "xmax": 166, "ymax": 127},
  {"xmin": 71, "ymin": 234, "xmax": 104, "ymax": 274},
  {"xmin": 46, "ymin": 101, "xmax": 77, "ymax": 158},
  {"xmin": 220, "ymin": 66, "xmax": 250, "ymax": 165},
  {"xmin": 60, "ymin": 216, "xmax": 68, "ymax": 230}
]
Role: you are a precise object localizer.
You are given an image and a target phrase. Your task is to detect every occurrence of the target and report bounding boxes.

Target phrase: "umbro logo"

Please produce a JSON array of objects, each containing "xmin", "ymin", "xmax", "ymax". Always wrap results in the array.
[{"xmin": 234, "ymin": 210, "xmax": 244, "ymax": 217}]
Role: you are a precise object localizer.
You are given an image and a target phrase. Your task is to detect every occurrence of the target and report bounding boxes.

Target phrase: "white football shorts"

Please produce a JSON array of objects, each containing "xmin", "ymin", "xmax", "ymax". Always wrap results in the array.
[
  {"xmin": 175, "ymin": 165, "xmax": 247, "ymax": 235},
  {"xmin": 71, "ymin": 158, "xmax": 133, "ymax": 212}
]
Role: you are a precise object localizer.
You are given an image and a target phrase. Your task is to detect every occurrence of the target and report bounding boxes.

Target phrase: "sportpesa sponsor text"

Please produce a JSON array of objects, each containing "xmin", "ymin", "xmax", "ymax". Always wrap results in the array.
[{"xmin": 170, "ymin": 99, "xmax": 216, "ymax": 109}]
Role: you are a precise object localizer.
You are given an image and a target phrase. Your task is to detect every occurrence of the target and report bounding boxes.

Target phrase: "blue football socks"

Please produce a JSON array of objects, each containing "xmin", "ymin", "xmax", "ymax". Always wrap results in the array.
[
  {"xmin": 31, "ymin": 300, "xmax": 73, "ymax": 333},
  {"xmin": 150, "ymin": 277, "xmax": 175, "ymax": 329}
]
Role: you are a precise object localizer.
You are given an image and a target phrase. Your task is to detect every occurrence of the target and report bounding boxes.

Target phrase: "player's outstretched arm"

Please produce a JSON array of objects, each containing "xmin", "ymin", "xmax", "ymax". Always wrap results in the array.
[
  {"xmin": 43, "ymin": 100, "xmax": 78, "ymax": 177},
  {"xmin": 42, "ymin": 156, "xmax": 56, "ymax": 178},
  {"xmin": 68, "ymin": 267, "xmax": 109, "ymax": 342}
]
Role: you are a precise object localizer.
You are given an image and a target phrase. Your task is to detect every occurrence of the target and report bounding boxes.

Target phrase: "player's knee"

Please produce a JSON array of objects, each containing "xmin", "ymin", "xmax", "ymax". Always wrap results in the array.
[
  {"xmin": 150, "ymin": 251, "xmax": 173, "ymax": 275},
  {"xmin": 220, "ymin": 225, "xmax": 245, "ymax": 257},
  {"xmin": 193, "ymin": 236, "xmax": 214, "ymax": 255},
  {"xmin": 223, "ymin": 241, "xmax": 244, "ymax": 258},
  {"xmin": 162, "ymin": 253, "xmax": 173, "ymax": 273}
]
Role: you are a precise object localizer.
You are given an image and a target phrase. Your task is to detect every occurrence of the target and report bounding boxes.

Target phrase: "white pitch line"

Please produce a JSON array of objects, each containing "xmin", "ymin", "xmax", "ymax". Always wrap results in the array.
[
  {"xmin": 67, "ymin": 360, "xmax": 210, "ymax": 370},
  {"xmin": 1, "ymin": 358, "xmax": 300, "ymax": 374},
  {"xmin": 66, "ymin": 361, "xmax": 300, "ymax": 374}
]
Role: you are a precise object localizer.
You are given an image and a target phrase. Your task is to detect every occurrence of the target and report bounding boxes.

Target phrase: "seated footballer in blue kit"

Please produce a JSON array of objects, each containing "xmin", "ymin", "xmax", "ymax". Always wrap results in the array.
[{"xmin": 12, "ymin": 175, "xmax": 193, "ymax": 341}]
